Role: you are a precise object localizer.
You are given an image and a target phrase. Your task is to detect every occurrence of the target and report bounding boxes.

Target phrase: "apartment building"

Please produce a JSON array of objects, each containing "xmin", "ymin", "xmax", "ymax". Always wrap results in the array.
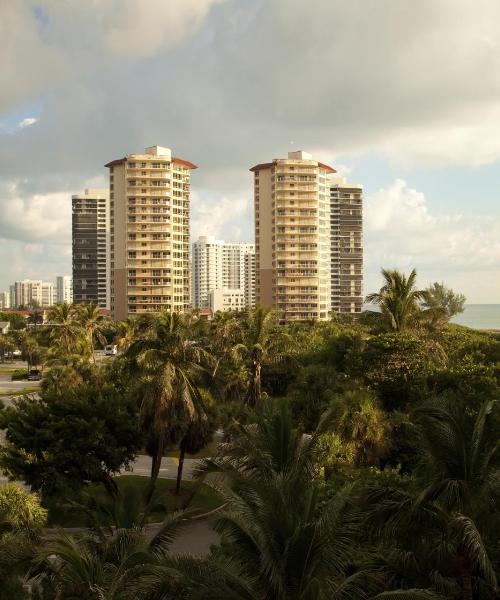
[
  {"xmin": 209, "ymin": 288, "xmax": 247, "ymax": 312},
  {"xmin": 251, "ymin": 151, "xmax": 334, "ymax": 321},
  {"xmin": 56, "ymin": 275, "xmax": 73, "ymax": 304},
  {"xmin": 9, "ymin": 280, "xmax": 55, "ymax": 308},
  {"xmin": 330, "ymin": 178, "xmax": 363, "ymax": 314},
  {"xmin": 0, "ymin": 291, "xmax": 10, "ymax": 310},
  {"xmin": 105, "ymin": 146, "xmax": 194, "ymax": 320},
  {"xmin": 244, "ymin": 252, "xmax": 256, "ymax": 308},
  {"xmin": 192, "ymin": 235, "xmax": 255, "ymax": 311},
  {"xmin": 72, "ymin": 189, "xmax": 110, "ymax": 308}
]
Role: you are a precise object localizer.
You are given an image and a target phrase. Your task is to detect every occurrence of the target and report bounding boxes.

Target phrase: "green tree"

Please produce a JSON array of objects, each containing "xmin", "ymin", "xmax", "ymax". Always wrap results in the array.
[
  {"xmin": 328, "ymin": 389, "xmax": 391, "ymax": 467},
  {"xmin": 146, "ymin": 401, "xmax": 436, "ymax": 599},
  {"xmin": 0, "ymin": 483, "xmax": 47, "ymax": 600},
  {"xmin": 175, "ymin": 410, "xmax": 216, "ymax": 495},
  {"xmin": 47, "ymin": 302, "xmax": 82, "ymax": 355},
  {"xmin": 423, "ymin": 282, "xmax": 466, "ymax": 320},
  {"xmin": 116, "ymin": 317, "xmax": 140, "ymax": 353},
  {"xmin": 235, "ymin": 307, "xmax": 287, "ymax": 406},
  {"xmin": 0, "ymin": 385, "xmax": 142, "ymax": 498},
  {"xmin": 0, "ymin": 483, "xmax": 47, "ymax": 529},
  {"xmin": 126, "ymin": 312, "xmax": 213, "ymax": 500},
  {"xmin": 366, "ymin": 396, "xmax": 500, "ymax": 599},
  {"xmin": 77, "ymin": 302, "xmax": 107, "ymax": 362},
  {"xmin": 366, "ymin": 268, "xmax": 426, "ymax": 332},
  {"xmin": 0, "ymin": 337, "xmax": 14, "ymax": 362},
  {"xmin": 32, "ymin": 514, "xmax": 187, "ymax": 600},
  {"xmin": 0, "ymin": 312, "xmax": 26, "ymax": 330}
]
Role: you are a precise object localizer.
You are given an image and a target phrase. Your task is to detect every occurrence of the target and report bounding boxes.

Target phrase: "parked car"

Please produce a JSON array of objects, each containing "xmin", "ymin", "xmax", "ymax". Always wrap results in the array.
[
  {"xmin": 27, "ymin": 369, "xmax": 41, "ymax": 381},
  {"xmin": 105, "ymin": 344, "xmax": 118, "ymax": 356}
]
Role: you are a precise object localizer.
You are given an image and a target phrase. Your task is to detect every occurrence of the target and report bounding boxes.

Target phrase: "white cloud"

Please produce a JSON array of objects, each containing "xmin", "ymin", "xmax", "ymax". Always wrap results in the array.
[
  {"xmin": 191, "ymin": 191, "xmax": 251, "ymax": 243},
  {"xmin": 364, "ymin": 180, "xmax": 500, "ymax": 301},
  {"xmin": 18, "ymin": 117, "xmax": 37, "ymax": 129},
  {"xmin": 0, "ymin": 180, "xmax": 71, "ymax": 243}
]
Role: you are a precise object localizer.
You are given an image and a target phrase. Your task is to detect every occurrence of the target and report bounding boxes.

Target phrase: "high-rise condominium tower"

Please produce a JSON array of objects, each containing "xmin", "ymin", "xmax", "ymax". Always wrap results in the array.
[
  {"xmin": 56, "ymin": 275, "xmax": 73, "ymax": 304},
  {"xmin": 72, "ymin": 189, "xmax": 110, "ymax": 308},
  {"xmin": 105, "ymin": 146, "xmax": 195, "ymax": 320},
  {"xmin": 251, "ymin": 151, "xmax": 335, "ymax": 321},
  {"xmin": 10, "ymin": 280, "xmax": 55, "ymax": 308},
  {"xmin": 192, "ymin": 235, "xmax": 255, "ymax": 311},
  {"xmin": 330, "ymin": 178, "xmax": 363, "ymax": 314}
]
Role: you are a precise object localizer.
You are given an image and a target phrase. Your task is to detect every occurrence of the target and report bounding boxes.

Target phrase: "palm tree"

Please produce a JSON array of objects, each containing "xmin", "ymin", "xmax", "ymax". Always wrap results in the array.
[
  {"xmin": 366, "ymin": 269, "xmax": 426, "ymax": 332},
  {"xmin": 126, "ymin": 312, "xmax": 213, "ymax": 500},
  {"xmin": 139, "ymin": 401, "xmax": 436, "ymax": 599},
  {"xmin": 77, "ymin": 302, "xmax": 107, "ymax": 363},
  {"xmin": 47, "ymin": 302, "xmax": 82, "ymax": 355},
  {"xmin": 32, "ymin": 514, "xmax": 187, "ymax": 599},
  {"xmin": 235, "ymin": 307, "xmax": 287, "ymax": 407},
  {"xmin": 328, "ymin": 389, "xmax": 391, "ymax": 467},
  {"xmin": 366, "ymin": 397, "xmax": 500, "ymax": 600},
  {"xmin": 116, "ymin": 317, "xmax": 140, "ymax": 353}
]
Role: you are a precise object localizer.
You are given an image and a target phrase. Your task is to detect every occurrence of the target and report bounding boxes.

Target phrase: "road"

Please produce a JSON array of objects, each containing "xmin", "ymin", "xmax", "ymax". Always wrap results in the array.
[{"xmin": 126, "ymin": 454, "xmax": 199, "ymax": 480}]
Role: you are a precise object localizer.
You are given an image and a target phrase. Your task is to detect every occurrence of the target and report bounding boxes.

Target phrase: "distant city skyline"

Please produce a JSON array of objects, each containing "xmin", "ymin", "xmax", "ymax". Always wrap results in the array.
[{"xmin": 1, "ymin": 1, "xmax": 500, "ymax": 302}]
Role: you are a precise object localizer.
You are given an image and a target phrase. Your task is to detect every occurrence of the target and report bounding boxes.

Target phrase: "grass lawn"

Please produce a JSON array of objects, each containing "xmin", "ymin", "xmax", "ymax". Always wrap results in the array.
[
  {"xmin": 0, "ymin": 387, "xmax": 39, "ymax": 397},
  {"xmin": 46, "ymin": 475, "xmax": 223, "ymax": 528}
]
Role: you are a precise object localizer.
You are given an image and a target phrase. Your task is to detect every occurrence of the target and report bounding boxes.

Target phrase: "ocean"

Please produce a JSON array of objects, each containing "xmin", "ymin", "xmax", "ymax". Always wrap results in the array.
[
  {"xmin": 363, "ymin": 303, "xmax": 500, "ymax": 331},
  {"xmin": 450, "ymin": 304, "xmax": 500, "ymax": 331}
]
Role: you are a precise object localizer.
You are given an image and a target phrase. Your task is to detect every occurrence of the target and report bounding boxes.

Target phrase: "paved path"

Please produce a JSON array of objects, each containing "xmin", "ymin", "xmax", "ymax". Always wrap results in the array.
[{"xmin": 126, "ymin": 455, "xmax": 200, "ymax": 480}]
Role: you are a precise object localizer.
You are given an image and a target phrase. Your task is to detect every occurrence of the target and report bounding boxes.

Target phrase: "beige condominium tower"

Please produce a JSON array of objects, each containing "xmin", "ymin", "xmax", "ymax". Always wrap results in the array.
[
  {"xmin": 250, "ymin": 151, "xmax": 336, "ymax": 321},
  {"xmin": 105, "ymin": 146, "xmax": 196, "ymax": 320}
]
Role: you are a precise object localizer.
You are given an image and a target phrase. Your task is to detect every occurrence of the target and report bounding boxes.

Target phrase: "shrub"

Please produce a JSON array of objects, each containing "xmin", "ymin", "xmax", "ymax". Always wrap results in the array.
[{"xmin": 10, "ymin": 369, "xmax": 28, "ymax": 381}]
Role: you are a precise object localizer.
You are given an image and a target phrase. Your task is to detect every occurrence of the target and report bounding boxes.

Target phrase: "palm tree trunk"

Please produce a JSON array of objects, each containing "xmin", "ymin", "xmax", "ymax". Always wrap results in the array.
[
  {"xmin": 462, "ymin": 573, "xmax": 473, "ymax": 600},
  {"xmin": 247, "ymin": 360, "xmax": 261, "ymax": 407},
  {"xmin": 175, "ymin": 446, "xmax": 186, "ymax": 495},
  {"xmin": 146, "ymin": 442, "xmax": 164, "ymax": 504},
  {"xmin": 101, "ymin": 471, "xmax": 118, "ymax": 498}
]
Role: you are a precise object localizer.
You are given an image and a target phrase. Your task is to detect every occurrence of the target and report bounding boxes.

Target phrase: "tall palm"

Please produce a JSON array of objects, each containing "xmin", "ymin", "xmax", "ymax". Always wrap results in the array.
[
  {"xmin": 77, "ymin": 302, "xmax": 107, "ymax": 363},
  {"xmin": 236, "ymin": 307, "xmax": 287, "ymax": 407},
  {"xmin": 47, "ymin": 302, "xmax": 82, "ymax": 355},
  {"xmin": 142, "ymin": 401, "xmax": 435, "ymax": 599},
  {"xmin": 366, "ymin": 269, "xmax": 426, "ymax": 332},
  {"xmin": 366, "ymin": 397, "xmax": 500, "ymax": 599},
  {"xmin": 116, "ymin": 318, "xmax": 140, "ymax": 353},
  {"xmin": 126, "ymin": 312, "xmax": 213, "ymax": 499}
]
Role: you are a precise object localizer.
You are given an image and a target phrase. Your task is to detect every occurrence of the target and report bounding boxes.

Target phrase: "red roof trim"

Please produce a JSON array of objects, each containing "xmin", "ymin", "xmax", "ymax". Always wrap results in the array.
[
  {"xmin": 250, "ymin": 161, "xmax": 336, "ymax": 173},
  {"xmin": 172, "ymin": 157, "xmax": 198, "ymax": 170},
  {"xmin": 318, "ymin": 162, "xmax": 337, "ymax": 174},
  {"xmin": 249, "ymin": 162, "xmax": 274, "ymax": 172},
  {"xmin": 104, "ymin": 158, "xmax": 126, "ymax": 168}
]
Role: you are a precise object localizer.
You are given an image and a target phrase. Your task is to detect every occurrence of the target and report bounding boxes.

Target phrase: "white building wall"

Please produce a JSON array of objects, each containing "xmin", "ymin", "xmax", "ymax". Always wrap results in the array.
[
  {"xmin": 192, "ymin": 236, "xmax": 255, "ymax": 310},
  {"xmin": 56, "ymin": 276, "xmax": 73, "ymax": 304},
  {"xmin": 209, "ymin": 288, "xmax": 247, "ymax": 312}
]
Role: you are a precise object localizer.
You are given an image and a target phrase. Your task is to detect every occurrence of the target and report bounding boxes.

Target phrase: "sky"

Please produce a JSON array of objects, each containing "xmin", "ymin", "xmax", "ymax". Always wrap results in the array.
[{"xmin": 1, "ymin": 0, "xmax": 500, "ymax": 302}]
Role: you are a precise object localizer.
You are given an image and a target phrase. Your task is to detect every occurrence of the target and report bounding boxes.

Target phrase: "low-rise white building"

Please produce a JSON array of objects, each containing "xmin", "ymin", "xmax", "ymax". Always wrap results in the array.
[{"xmin": 209, "ymin": 288, "xmax": 247, "ymax": 313}]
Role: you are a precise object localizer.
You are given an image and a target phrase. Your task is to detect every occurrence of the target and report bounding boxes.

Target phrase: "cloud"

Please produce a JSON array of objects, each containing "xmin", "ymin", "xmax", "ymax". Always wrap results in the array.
[
  {"xmin": 1, "ymin": 0, "xmax": 500, "ymax": 299},
  {"xmin": 191, "ymin": 191, "xmax": 251, "ymax": 243},
  {"xmin": 0, "ymin": 180, "xmax": 71, "ymax": 243},
  {"xmin": 364, "ymin": 180, "xmax": 500, "ymax": 301},
  {"xmin": 18, "ymin": 117, "xmax": 37, "ymax": 129}
]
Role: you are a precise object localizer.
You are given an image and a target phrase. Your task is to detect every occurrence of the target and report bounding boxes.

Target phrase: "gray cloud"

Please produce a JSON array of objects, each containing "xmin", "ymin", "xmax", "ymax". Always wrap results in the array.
[{"xmin": 1, "ymin": 0, "xmax": 500, "ymax": 296}]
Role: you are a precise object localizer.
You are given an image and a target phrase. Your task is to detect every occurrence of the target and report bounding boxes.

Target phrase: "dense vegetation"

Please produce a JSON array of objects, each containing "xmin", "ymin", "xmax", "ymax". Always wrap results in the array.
[{"xmin": 0, "ymin": 272, "xmax": 498, "ymax": 599}]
